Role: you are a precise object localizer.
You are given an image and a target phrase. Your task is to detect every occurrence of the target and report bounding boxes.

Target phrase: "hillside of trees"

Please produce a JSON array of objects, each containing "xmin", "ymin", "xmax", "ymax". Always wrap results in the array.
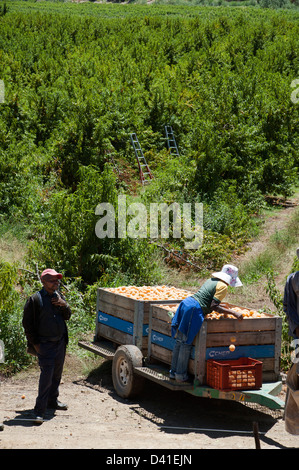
[{"xmin": 0, "ymin": 0, "xmax": 298, "ymax": 372}]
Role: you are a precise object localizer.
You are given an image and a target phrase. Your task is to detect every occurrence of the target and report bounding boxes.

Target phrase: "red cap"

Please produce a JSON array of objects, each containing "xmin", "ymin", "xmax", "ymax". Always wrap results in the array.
[{"xmin": 41, "ymin": 269, "xmax": 63, "ymax": 280}]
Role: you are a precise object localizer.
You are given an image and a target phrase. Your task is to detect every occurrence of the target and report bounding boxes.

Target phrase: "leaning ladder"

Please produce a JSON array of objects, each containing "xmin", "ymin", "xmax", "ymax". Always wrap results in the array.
[
  {"xmin": 130, "ymin": 133, "xmax": 154, "ymax": 185},
  {"xmin": 165, "ymin": 125, "xmax": 179, "ymax": 157}
]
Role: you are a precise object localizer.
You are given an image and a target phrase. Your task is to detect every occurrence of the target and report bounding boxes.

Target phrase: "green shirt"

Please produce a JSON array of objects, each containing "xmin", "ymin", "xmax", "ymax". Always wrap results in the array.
[{"xmin": 192, "ymin": 278, "xmax": 228, "ymax": 315}]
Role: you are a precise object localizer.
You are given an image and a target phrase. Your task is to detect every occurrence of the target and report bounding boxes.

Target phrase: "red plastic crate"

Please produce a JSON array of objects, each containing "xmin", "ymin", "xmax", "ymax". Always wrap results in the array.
[{"xmin": 206, "ymin": 357, "xmax": 262, "ymax": 391}]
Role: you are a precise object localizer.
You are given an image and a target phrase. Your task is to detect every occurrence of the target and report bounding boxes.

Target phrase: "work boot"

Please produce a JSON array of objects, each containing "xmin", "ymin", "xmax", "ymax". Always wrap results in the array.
[
  {"xmin": 47, "ymin": 400, "xmax": 68, "ymax": 410},
  {"xmin": 33, "ymin": 412, "xmax": 44, "ymax": 425}
]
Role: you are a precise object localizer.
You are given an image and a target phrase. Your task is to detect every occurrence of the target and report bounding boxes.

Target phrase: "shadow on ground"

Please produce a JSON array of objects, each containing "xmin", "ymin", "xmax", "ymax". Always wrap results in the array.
[{"xmin": 76, "ymin": 360, "xmax": 287, "ymax": 448}]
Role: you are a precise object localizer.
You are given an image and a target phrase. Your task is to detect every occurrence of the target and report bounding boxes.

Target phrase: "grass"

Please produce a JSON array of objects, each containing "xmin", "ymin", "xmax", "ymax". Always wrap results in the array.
[
  {"xmin": 240, "ymin": 205, "xmax": 299, "ymax": 286},
  {"xmin": 0, "ymin": 219, "xmax": 30, "ymax": 265},
  {"xmin": 225, "ymin": 198, "xmax": 299, "ymax": 321}
]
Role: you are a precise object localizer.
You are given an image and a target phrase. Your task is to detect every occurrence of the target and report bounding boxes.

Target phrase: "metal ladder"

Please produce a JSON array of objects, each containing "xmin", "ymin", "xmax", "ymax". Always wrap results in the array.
[
  {"xmin": 165, "ymin": 125, "xmax": 179, "ymax": 157},
  {"xmin": 130, "ymin": 133, "xmax": 154, "ymax": 185}
]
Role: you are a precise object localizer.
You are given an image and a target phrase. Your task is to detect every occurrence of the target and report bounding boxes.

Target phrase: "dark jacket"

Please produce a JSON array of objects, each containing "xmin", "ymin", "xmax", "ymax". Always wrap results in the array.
[
  {"xmin": 22, "ymin": 288, "xmax": 72, "ymax": 352},
  {"xmin": 283, "ymin": 272, "xmax": 299, "ymax": 338}
]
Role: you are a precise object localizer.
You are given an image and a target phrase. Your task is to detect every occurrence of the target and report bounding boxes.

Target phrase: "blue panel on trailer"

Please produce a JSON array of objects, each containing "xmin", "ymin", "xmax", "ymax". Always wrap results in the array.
[
  {"xmin": 151, "ymin": 331, "xmax": 175, "ymax": 350},
  {"xmin": 98, "ymin": 311, "xmax": 133, "ymax": 334},
  {"xmin": 150, "ymin": 330, "xmax": 275, "ymax": 361},
  {"xmin": 144, "ymin": 325, "xmax": 149, "ymax": 336},
  {"xmin": 98, "ymin": 311, "xmax": 149, "ymax": 336},
  {"xmin": 206, "ymin": 344, "xmax": 275, "ymax": 360}
]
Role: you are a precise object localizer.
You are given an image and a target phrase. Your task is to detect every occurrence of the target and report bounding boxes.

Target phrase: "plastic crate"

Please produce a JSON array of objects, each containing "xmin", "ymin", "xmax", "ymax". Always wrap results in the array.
[{"xmin": 206, "ymin": 357, "xmax": 262, "ymax": 391}]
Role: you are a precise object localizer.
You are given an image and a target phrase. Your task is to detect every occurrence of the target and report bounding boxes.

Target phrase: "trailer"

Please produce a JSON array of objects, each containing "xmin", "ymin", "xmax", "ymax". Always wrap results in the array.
[{"xmin": 79, "ymin": 287, "xmax": 284, "ymax": 411}]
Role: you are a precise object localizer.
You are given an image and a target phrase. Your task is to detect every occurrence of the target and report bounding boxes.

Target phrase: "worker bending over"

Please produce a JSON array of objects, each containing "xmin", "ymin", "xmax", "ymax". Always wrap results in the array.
[{"xmin": 170, "ymin": 264, "xmax": 243, "ymax": 382}]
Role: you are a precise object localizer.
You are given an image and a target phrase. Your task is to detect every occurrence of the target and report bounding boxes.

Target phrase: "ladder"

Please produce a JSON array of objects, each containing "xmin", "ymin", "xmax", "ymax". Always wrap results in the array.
[
  {"xmin": 165, "ymin": 125, "xmax": 179, "ymax": 157},
  {"xmin": 130, "ymin": 133, "xmax": 154, "ymax": 185}
]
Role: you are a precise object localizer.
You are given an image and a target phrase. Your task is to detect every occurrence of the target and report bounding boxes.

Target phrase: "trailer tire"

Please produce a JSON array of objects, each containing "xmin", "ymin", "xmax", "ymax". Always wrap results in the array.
[{"xmin": 112, "ymin": 345, "xmax": 144, "ymax": 398}]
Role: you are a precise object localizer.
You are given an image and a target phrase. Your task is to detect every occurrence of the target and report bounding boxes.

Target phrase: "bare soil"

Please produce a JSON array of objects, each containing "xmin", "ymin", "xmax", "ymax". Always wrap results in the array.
[
  {"xmin": 0, "ymin": 197, "xmax": 299, "ymax": 451},
  {"xmin": 0, "ymin": 354, "xmax": 298, "ymax": 450}
]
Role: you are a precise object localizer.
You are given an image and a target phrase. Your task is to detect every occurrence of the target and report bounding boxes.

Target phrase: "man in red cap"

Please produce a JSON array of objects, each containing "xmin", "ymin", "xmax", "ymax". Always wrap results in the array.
[{"xmin": 22, "ymin": 269, "xmax": 72, "ymax": 424}]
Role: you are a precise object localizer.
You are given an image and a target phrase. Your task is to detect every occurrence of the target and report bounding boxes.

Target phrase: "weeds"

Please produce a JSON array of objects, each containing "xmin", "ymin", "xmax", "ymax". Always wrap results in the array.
[
  {"xmin": 240, "ymin": 206, "xmax": 299, "ymax": 284},
  {"xmin": 266, "ymin": 270, "xmax": 293, "ymax": 371},
  {"xmin": 0, "ymin": 262, "xmax": 33, "ymax": 375}
]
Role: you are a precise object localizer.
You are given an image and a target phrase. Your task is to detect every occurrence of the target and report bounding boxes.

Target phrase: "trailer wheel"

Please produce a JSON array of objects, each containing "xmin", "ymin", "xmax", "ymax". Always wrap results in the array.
[{"xmin": 112, "ymin": 345, "xmax": 144, "ymax": 398}]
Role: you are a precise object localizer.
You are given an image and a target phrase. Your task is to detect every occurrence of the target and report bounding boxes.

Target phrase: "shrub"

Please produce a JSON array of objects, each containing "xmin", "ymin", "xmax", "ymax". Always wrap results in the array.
[
  {"xmin": 0, "ymin": 262, "xmax": 33, "ymax": 375},
  {"xmin": 28, "ymin": 164, "xmax": 161, "ymax": 286}
]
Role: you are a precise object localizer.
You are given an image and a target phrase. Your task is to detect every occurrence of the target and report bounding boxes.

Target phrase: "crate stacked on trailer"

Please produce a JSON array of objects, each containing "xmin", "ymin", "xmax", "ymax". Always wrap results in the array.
[
  {"xmin": 148, "ymin": 302, "xmax": 282, "ymax": 389},
  {"xmin": 79, "ymin": 287, "xmax": 284, "ymax": 410},
  {"xmin": 94, "ymin": 286, "xmax": 190, "ymax": 353}
]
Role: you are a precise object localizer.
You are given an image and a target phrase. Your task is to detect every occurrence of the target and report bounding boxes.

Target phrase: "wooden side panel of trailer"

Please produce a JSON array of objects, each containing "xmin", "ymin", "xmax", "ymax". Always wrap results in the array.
[
  {"xmin": 95, "ymin": 289, "xmax": 187, "ymax": 354},
  {"xmin": 148, "ymin": 304, "xmax": 282, "ymax": 383}
]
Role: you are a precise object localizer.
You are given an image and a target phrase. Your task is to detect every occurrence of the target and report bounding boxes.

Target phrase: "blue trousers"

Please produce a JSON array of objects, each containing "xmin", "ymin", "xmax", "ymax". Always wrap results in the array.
[
  {"xmin": 170, "ymin": 297, "xmax": 204, "ymax": 381},
  {"xmin": 35, "ymin": 338, "xmax": 66, "ymax": 414},
  {"xmin": 169, "ymin": 331, "xmax": 192, "ymax": 382}
]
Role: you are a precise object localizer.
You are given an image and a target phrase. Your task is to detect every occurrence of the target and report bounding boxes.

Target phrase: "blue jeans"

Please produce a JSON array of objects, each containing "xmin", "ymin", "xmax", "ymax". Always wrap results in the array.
[
  {"xmin": 169, "ymin": 331, "xmax": 192, "ymax": 382},
  {"xmin": 35, "ymin": 338, "xmax": 66, "ymax": 415}
]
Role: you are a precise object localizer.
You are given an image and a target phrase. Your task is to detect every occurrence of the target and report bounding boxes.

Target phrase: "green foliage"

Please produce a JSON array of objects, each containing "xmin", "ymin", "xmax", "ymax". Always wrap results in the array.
[
  {"xmin": 239, "ymin": 206, "xmax": 299, "ymax": 284},
  {"xmin": 291, "ymin": 254, "xmax": 299, "ymax": 272},
  {"xmin": 0, "ymin": 4, "xmax": 297, "ymax": 210},
  {"xmin": 0, "ymin": 261, "xmax": 33, "ymax": 375},
  {"xmin": 28, "ymin": 164, "xmax": 161, "ymax": 285},
  {"xmin": 0, "ymin": 260, "xmax": 17, "ymax": 310},
  {"xmin": 192, "ymin": 230, "xmax": 239, "ymax": 270}
]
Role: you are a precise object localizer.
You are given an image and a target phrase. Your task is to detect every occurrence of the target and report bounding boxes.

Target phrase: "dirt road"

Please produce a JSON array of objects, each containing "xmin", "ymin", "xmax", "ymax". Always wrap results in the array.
[{"xmin": 0, "ymin": 354, "xmax": 298, "ymax": 451}]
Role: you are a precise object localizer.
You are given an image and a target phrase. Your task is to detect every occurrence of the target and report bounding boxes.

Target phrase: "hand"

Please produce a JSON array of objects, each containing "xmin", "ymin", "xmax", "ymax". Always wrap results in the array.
[
  {"xmin": 216, "ymin": 306, "xmax": 243, "ymax": 320},
  {"xmin": 51, "ymin": 294, "xmax": 67, "ymax": 308},
  {"xmin": 34, "ymin": 343, "xmax": 41, "ymax": 354},
  {"xmin": 232, "ymin": 310, "xmax": 243, "ymax": 321}
]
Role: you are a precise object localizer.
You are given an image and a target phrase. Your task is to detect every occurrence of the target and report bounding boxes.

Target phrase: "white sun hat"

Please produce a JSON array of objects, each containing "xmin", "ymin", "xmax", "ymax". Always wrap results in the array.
[{"xmin": 212, "ymin": 264, "xmax": 242, "ymax": 287}]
